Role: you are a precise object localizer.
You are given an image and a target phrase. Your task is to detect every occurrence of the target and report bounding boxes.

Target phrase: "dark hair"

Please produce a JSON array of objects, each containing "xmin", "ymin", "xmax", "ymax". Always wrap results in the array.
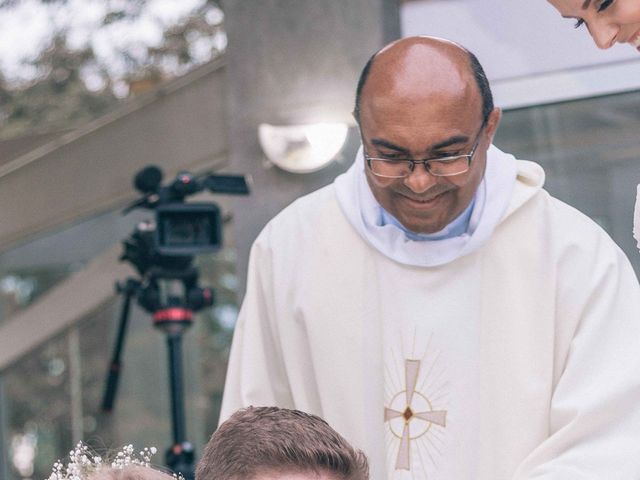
[
  {"xmin": 353, "ymin": 46, "xmax": 494, "ymax": 124},
  {"xmin": 195, "ymin": 407, "xmax": 369, "ymax": 480},
  {"xmin": 353, "ymin": 52, "xmax": 377, "ymax": 123},
  {"xmin": 466, "ymin": 49, "xmax": 494, "ymax": 123}
]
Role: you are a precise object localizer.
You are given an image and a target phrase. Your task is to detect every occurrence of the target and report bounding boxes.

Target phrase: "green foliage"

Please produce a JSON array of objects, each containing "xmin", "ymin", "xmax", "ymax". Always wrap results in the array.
[
  {"xmin": 1, "ymin": 33, "xmax": 118, "ymax": 139},
  {"xmin": 0, "ymin": 0, "xmax": 225, "ymax": 140}
]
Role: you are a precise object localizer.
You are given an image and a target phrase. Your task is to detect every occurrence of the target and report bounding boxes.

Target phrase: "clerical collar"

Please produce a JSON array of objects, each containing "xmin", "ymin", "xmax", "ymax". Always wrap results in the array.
[
  {"xmin": 333, "ymin": 144, "xmax": 518, "ymax": 267},
  {"xmin": 379, "ymin": 196, "xmax": 476, "ymax": 242}
]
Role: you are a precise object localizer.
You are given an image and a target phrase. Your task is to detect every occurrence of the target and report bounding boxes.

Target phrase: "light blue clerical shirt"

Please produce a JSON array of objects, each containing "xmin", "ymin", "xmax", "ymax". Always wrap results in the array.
[{"xmin": 379, "ymin": 197, "xmax": 476, "ymax": 241}]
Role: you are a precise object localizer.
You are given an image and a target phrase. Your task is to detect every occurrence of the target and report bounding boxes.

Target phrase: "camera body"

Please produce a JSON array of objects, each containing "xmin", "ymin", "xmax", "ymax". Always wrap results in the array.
[
  {"xmin": 155, "ymin": 203, "xmax": 222, "ymax": 256},
  {"xmin": 122, "ymin": 166, "xmax": 250, "ymax": 274}
]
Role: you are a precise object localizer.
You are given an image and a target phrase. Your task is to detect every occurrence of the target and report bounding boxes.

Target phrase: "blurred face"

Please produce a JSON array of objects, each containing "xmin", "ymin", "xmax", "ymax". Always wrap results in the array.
[
  {"xmin": 359, "ymin": 87, "xmax": 500, "ymax": 235},
  {"xmin": 547, "ymin": 0, "xmax": 640, "ymax": 50}
]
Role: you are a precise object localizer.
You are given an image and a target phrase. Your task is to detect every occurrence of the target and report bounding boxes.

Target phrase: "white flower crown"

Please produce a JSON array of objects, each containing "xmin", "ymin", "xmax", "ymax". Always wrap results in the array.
[{"xmin": 47, "ymin": 442, "xmax": 184, "ymax": 480}]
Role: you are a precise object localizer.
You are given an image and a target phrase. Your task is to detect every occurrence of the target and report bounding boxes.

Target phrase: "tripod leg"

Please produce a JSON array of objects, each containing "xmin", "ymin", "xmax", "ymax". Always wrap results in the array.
[
  {"xmin": 167, "ymin": 331, "xmax": 187, "ymax": 444},
  {"xmin": 165, "ymin": 330, "xmax": 195, "ymax": 480},
  {"xmin": 101, "ymin": 280, "xmax": 138, "ymax": 412}
]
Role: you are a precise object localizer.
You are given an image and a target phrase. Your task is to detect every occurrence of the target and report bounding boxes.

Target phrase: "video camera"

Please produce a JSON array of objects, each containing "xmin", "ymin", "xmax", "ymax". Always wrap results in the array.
[
  {"xmin": 122, "ymin": 165, "xmax": 250, "ymax": 274},
  {"xmin": 117, "ymin": 165, "xmax": 250, "ymax": 314}
]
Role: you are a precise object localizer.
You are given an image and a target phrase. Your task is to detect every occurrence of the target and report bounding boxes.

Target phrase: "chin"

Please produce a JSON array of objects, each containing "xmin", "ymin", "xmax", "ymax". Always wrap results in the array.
[
  {"xmin": 415, "ymin": 226, "xmax": 445, "ymax": 235},
  {"xmin": 402, "ymin": 218, "xmax": 446, "ymax": 235}
]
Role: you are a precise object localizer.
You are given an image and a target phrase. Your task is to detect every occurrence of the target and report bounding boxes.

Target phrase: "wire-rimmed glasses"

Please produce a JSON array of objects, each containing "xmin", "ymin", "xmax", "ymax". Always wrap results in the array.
[{"xmin": 364, "ymin": 125, "xmax": 485, "ymax": 179}]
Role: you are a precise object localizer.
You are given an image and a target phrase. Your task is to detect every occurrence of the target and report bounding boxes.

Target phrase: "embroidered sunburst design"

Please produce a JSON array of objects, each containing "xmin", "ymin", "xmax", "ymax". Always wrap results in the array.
[
  {"xmin": 385, "ymin": 359, "xmax": 447, "ymax": 470},
  {"xmin": 384, "ymin": 329, "xmax": 449, "ymax": 477}
]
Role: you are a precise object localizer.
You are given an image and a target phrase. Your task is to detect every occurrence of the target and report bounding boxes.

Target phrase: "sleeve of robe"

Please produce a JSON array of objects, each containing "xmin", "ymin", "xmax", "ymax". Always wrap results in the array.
[
  {"xmin": 218, "ymin": 223, "xmax": 295, "ymax": 423},
  {"xmin": 513, "ymin": 209, "xmax": 640, "ymax": 478}
]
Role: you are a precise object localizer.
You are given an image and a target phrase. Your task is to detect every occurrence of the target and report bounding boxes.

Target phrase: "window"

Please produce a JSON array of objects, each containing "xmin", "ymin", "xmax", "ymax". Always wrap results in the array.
[{"xmin": 495, "ymin": 90, "xmax": 640, "ymax": 274}]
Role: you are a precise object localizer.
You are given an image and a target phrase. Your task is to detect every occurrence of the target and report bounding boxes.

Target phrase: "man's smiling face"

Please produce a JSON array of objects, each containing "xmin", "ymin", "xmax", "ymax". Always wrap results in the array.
[{"xmin": 358, "ymin": 38, "xmax": 500, "ymax": 234}]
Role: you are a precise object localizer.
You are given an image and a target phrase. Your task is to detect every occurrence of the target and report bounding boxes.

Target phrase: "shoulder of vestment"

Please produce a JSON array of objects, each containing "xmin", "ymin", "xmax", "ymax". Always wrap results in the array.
[
  {"xmin": 511, "ymin": 187, "xmax": 627, "ymax": 264},
  {"xmin": 251, "ymin": 183, "xmax": 354, "ymax": 254}
]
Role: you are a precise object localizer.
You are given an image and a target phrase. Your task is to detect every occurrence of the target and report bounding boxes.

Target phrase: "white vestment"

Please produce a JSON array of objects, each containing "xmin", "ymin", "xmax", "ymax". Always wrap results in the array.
[{"xmin": 220, "ymin": 155, "xmax": 640, "ymax": 479}]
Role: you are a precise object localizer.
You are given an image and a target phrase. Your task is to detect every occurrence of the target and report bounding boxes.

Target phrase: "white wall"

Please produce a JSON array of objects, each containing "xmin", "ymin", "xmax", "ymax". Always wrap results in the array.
[{"xmin": 401, "ymin": 0, "xmax": 640, "ymax": 108}]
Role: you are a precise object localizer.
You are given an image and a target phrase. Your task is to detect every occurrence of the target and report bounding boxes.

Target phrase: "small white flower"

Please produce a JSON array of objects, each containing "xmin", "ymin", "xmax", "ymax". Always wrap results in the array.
[{"xmin": 47, "ymin": 442, "xmax": 160, "ymax": 479}]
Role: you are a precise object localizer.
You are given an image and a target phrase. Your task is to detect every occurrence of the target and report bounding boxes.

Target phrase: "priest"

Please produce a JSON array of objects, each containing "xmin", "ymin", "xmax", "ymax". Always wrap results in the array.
[{"xmin": 220, "ymin": 36, "xmax": 640, "ymax": 479}]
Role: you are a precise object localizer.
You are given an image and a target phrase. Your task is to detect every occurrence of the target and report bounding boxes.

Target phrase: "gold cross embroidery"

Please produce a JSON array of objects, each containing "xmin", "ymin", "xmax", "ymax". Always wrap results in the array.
[{"xmin": 384, "ymin": 359, "xmax": 447, "ymax": 470}]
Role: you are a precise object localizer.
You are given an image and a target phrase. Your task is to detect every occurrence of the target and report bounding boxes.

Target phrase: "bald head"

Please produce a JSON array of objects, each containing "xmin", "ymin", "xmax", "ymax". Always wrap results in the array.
[{"xmin": 354, "ymin": 36, "xmax": 493, "ymax": 125}]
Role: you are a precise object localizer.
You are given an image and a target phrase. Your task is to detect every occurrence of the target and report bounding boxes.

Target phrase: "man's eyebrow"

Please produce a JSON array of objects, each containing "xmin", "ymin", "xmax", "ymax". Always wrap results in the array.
[
  {"xmin": 369, "ymin": 135, "xmax": 471, "ymax": 154},
  {"xmin": 431, "ymin": 135, "xmax": 470, "ymax": 150},
  {"xmin": 370, "ymin": 138, "xmax": 410, "ymax": 153}
]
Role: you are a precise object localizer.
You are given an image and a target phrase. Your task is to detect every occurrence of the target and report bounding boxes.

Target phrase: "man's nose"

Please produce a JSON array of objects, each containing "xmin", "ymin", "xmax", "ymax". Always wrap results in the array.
[
  {"xmin": 403, "ymin": 164, "xmax": 438, "ymax": 194},
  {"xmin": 589, "ymin": 21, "xmax": 619, "ymax": 49}
]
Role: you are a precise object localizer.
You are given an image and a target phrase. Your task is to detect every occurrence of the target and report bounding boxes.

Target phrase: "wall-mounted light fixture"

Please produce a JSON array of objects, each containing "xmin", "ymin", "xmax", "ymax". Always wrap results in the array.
[{"xmin": 258, "ymin": 122, "xmax": 349, "ymax": 173}]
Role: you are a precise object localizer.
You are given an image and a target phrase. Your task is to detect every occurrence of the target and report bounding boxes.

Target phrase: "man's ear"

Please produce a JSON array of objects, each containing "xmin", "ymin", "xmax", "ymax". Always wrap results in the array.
[{"xmin": 485, "ymin": 107, "xmax": 502, "ymax": 144}]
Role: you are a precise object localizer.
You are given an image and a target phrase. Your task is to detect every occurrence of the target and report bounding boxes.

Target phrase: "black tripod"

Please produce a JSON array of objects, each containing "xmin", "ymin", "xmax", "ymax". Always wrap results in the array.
[
  {"xmin": 102, "ymin": 264, "xmax": 214, "ymax": 480},
  {"xmin": 100, "ymin": 165, "xmax": 249, "ymax": 479}
]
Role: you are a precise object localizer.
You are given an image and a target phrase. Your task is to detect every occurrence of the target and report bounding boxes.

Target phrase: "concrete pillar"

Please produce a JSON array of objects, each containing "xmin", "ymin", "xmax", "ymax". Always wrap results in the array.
[{"xmin": 221, "ymin": 0, "xmax": 400, "ymax": 293}]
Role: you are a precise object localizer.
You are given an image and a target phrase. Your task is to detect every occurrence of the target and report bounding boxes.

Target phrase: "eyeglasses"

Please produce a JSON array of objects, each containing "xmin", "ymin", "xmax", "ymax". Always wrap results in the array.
[{"xmin": 363, "ymin": 124, "xmax": 485, "ymax": 179}]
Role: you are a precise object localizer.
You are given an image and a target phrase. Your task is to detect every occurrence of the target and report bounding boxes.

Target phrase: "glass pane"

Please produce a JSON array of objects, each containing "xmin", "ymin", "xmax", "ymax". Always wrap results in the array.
[
  {"xmin": 0, "ymin": 269, "xmax": 74, "ymax": 325},
  {"xmin": 195, "ymin": 247, "xmax": 240, "ymax": 440},
  {"xmin": 0, "ymin": 215, "xmax": 240, "ymax": 477},
  {"xmin": 3, "ymin": 334, "xmax": 72, "ymax": 480},
  {"xmin": 80, "ymin": 297, "xmax": 173, "ymax": 454},
  {"xmin": 0, "ymin": 208, "xmax": 149, "ymax": 327},
  {"xmin": 495, "ymin": 90, "xmax": 640, "ymax": 274}
]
